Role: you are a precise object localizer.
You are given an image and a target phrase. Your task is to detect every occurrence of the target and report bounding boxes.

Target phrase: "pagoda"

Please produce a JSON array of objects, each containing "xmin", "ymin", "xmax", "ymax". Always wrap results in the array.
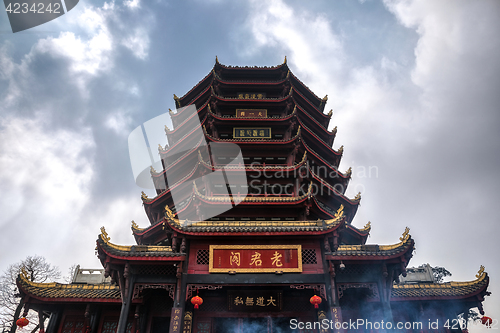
[{"xmin": 16, "ymin": 58, "xmax": 490, "ymax": 333}]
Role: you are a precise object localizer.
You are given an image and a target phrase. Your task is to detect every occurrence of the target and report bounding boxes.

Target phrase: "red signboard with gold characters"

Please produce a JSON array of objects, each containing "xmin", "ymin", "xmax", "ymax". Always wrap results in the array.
[{"xmin": 209, "ymin": 245, "xmax": 302, "ymax": 273}]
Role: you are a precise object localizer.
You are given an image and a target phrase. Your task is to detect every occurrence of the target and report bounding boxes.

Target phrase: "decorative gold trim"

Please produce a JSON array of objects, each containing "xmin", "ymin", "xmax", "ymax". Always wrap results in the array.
[
  {"xmin": 187, "ymin": 220, "xmax": 323, "ymax": 228},
  {"xmin": 209, "ymin": 245, "xmax": 302, "ymax": 273}
]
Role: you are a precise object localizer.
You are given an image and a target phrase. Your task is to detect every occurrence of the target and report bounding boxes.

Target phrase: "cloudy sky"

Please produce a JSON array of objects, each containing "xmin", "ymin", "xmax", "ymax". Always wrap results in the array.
[{"xmin": 0, "ymin": 0, "xmax": 499, "ymax": 328}]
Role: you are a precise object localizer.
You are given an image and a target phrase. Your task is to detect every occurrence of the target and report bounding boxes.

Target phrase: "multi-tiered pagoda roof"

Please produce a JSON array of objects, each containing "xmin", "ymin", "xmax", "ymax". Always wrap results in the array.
[{"xmin": 15, "ymin": 59, "xmax": 490, "ymax": 333}]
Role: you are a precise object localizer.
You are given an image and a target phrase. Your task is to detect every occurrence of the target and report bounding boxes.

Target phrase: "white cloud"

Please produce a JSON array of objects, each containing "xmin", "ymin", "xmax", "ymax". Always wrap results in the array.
[
  {"xmin": 121, "ymin": 28, "xmax": 150, "ymax": 60},
  {"xmin": 105, "ymin": 110, "xmax": 133, "ymax": 135},
  {"xmin": 124, "ymin": 0, "xmax": 140, "ymax": 9},
  {"xmin": 0, "ymin": 114, "xmax": 95, "ymax": 225}
]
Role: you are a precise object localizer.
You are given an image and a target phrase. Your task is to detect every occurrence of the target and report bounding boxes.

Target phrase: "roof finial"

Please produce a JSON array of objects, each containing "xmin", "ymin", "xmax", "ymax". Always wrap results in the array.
[
  {"xmin": 331, "ymin": 126, "xmax": 337, "ymax": 134},
  {"xmin": 476, "ymin": 265, "xmax": 486, "ymax": 279},
  {"xmin": 169, "ymin": 108, "xmax": 174, "ymax": 115},
  {"xmin": 150, "ymin": 165, "xmax": 156, "ymax": 174},
  {"xmin": 165, "ymin": 204, "xmax": 178, "ymax": 221},
  {"xmin": 346, "ymin": 167, "xmax": 352, "ymax": 177},
  {"xmin": 141, "ymin": 191, "xmax": 149, "ymax": 200},
  {"xmin": 338, "ymin": 145, "xmax": 344, "ymax": 154},
  {"xmin": 20, "ymin": 266, "xmax": 29, "ymax": 280},
  {"xmin": 323, "ymin": 95, "xmax": 328, "ymax": 101},
  {"xmin": 100, "ymin": 226, "xmax": 110, "ymax": 243},
  {"xmin": 164, "ymin": 125, "xmax": 170, "ymax": 133},
  {"xmin": 400, "ymin": 227, "xmax": 410, "ymax": 241},
  {"xmin": 173, "ymin": 94, "xmax": 179, "ymax": 100},
  {"xmin": 131, "ymin": 220, "xmax": 139, "ymax": 230},
  {"xmin": 216, "ymin": 55, "xmax": 219, "ymax": 64},
  {"xmin": 363, "ymin": 221, "xmax": 371, "ymax": 230},
  {"xmin": 327, "ymin": 109, "xmax": 333, "ymax": 117},
  {"xmin": 354, "ymin": 192, "xmax": 361, "ymax": 201},
  {"xmin": 284, "ymin": 56, "xmax": 287, "ymax": 64}
]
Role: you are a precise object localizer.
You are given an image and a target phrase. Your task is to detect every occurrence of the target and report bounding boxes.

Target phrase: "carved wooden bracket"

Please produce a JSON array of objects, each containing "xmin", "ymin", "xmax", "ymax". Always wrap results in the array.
[
  {"xmin": 186, "ymin": 284, "xmax": 222, "ymax": 301},
  {"xmin": 290, "ymin": 284, "xmax": 327, "ymax": 300},
  {"xmin": 337, "ymin": 283, "xmax": 379, "ymax": 301},
  {"xmin": 133, "ymin": 284, "xmax": 175, "ymax": 300}
]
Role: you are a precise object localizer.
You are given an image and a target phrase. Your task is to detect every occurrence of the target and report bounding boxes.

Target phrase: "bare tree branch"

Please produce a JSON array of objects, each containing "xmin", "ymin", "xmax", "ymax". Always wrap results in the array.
[{"xmin": 0, "ymin": 256, "xmax": 61, "ymax": 333}]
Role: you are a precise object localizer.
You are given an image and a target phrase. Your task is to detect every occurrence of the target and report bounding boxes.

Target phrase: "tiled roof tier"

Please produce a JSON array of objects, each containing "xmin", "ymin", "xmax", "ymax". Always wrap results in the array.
[
  {"xmin": 347, "ymin": 222, "xmax": 371, "ymax": 235},
  {"xmin": 207, "ymin": 103, "xmax": 297, "ymax": 121},
  {"xmin": 391, "ymin": 268, "xmax": 489, "ymax": 301},
  {"xmin": 96, "ymin": 231, "xmax": 185, "ymax": 260},
  {"xmin": 193, "ymin": 181, "xmax": 312, "ymax": 204},
  {"xmin": 163, "ymin": 205, "xmax": 346, "ymax": 236},
  {"xmin": 327, "ymin": 227, "xmax": 414, "ymax": 259},
  {"xmin": 17, "ymin": 273, "xmax": 121, "ymax": 303}
]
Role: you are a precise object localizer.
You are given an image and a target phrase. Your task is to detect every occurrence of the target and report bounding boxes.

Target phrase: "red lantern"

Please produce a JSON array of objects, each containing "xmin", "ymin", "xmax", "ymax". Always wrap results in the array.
[
  {"xmin": 310, "ymin": 295, "xmax": 322, "ymax": 309},
  {"xmin": 481, "ymin": 316, "xmax": 493, "ymax": 326},
  {"xmin": 191, "ymin": 295, "xmax": 203, "ymax": 309},
  {"xmin": 16, "ymin": 317, "xmax": 29, "ymax": 329}
]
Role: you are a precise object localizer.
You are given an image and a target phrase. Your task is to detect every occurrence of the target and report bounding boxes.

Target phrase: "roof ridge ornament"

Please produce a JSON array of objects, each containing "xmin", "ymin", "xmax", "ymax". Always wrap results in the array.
[
  {"xmin": 100, "ymin": 226, "xmax": 110, "ymax": 243},
  {"xmin": 327, "ymin": 109, "xmax": 333, "ymax": 118},
  {"xmin": 169, "ymin": 108, "xmax": 175, "ymax": 115},
  {"xmin": 20, "ymin": 266, "xmax": 29, "ymax": 281},
  {"xmin": 165, "ymin": 204, "xmax": 178, "ymax": 222},
  {"xmin": 400, "ymin": 227, "xmax": 410, "ymax": 242},
  {"xmin": 346, "ymin": 167, "xmax": 352, "ymax": 177},
  {"xmin": 330, "ymin": 126, "xmax": 337, "ymax": 135},
  {"xmin": 131, "ymin": 220, "xmax": 139, "ymax": 230},
  {"xmin": 164, "ymin": 125, "xmax": 170, "ymax": 133},
  {"xmin": 173, "ymin": 94, "xmax": 180, "ymax": 108},
  {"xmin": 141, "ymin": 191, "xmax": 149, "ymax": 200},
  {"xmin": 216, "ymin": 55, "xmax": 219, "ymax": 64},
  {"xmin": 354, "ymin": 192, "xmax": 361, "ymax": 201},
  {"xmin": 337, "ymin": 145, "xmax": 344, "ymax": 155},
  {"xmin": 283, "ymin": 56, "xmax": 287, "ymax": 64},
  {"xmin": 476, "ymin": 265, "xmax": 485, "ymax": 279},
  {"xmin": 363, "ymin": 221, "xmax": 371, "ymax": 230},
  {"xmin": 334, "ymin": 205, "xmax": 344, "ymax": 220}
]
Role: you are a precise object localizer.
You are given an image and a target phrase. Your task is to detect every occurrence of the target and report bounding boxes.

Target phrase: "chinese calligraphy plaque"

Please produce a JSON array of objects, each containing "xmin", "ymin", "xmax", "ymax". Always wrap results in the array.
[{"xmin": 209, "ymin": 245, "xmax": 302, "ymax": 273}]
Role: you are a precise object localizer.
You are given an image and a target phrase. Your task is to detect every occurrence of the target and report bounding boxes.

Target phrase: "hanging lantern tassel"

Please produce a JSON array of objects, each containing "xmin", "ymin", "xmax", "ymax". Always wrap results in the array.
[
  {"xmin": 310, "ymin": 295, "xmax": 322, "ymax": 309},
  {"xmin": 481, "ymin": 316, "xmax": 493, "ymax": 327},
  {"xmin": 191, "ymin": 295, "xmax": 203, "ymax": 309},
  {"xmin": 16, "ymin": 317, "xmax": 29, "ymax": 329}
]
